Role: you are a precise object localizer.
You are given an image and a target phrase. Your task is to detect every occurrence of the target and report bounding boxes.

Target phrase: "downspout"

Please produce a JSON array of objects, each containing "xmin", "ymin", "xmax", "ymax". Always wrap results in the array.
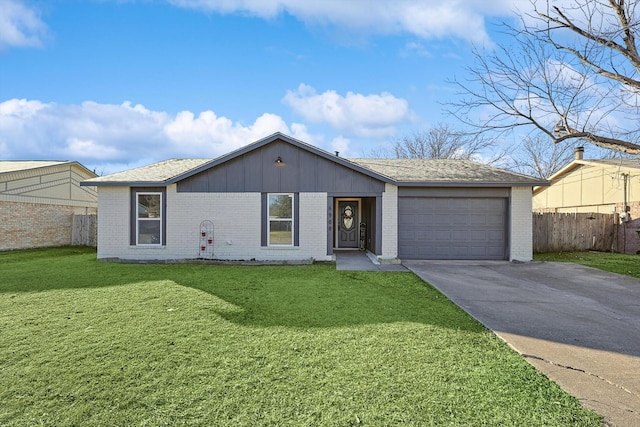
[
  {"xmin": 623, "ymin": 173, "xmax": 629, "ymax": 253},
  {"xmin": 624, "ymin": 173, "xmax": 628, "ymax": 213}
]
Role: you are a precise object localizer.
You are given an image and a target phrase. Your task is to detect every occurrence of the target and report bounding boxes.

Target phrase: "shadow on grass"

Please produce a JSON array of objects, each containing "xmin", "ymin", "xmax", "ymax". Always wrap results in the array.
[
  {"xmin": 0, "ymin": 247, "xmax": 482, "ymax": 332},
  {"xmin": 194, "ymin": 269, "xmax": 482, "ymax": 331}
]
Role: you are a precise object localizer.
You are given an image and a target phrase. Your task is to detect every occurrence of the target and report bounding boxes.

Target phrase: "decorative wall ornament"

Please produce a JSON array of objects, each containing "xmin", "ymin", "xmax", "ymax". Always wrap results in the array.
[
  {"xmin": 198, "ymin": 220, "xmax": 214, "ymax": 259},
  {"xmin": 342, "ymin": 205, "xmax": 354, "ymax": 230}
]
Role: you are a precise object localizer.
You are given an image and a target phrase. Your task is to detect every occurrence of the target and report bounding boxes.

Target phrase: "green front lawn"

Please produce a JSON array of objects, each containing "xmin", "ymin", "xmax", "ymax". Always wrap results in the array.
[
  {"xmin": 535, "ymin": 251, "xmax": 640, "ymax": 278},
  {"xmin": 0, "ymin": 247, "xmax": 601, "ymax": 426}
]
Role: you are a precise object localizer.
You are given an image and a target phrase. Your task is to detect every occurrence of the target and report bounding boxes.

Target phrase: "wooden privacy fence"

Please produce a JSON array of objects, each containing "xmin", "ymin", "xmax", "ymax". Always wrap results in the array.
[
  {"xmin": 72, "ymin": 214, "xmax": 97, "ymax": 247},
  {"xmin": 533, "ymin": 212, "xmax": 617, "ymax": 253}
]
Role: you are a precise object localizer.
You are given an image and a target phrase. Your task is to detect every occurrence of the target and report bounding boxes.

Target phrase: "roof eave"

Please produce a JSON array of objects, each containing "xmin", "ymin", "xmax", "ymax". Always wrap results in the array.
[
  {"xmin": 80, "ymin": 180, "xmax": 170, "ymax": 187},
  {"xmin": 397, "ymin": 180, "xmax": 549, "ymax": 187}
]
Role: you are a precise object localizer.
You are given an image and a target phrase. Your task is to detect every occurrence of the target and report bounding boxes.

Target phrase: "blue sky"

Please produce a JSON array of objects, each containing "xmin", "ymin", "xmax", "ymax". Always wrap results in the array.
[{"xmin": 0, "ymin": 0, "xmax": 531, "ymax": 174}]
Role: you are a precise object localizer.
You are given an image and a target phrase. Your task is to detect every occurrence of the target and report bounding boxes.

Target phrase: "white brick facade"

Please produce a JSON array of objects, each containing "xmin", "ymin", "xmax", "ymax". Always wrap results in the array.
[
  {"xmin": 510, "ymin": 186, "xmax": 533, "ymax": 261},
  {"xmin": 97, "ymin": 184, "xmax": 536, "ymax": 262},
  {"xmin": 380, "ymin": 183, "xmax": 398, "ymax": 262},
  {"xmin": 96, "ymin": 187, "xmax": 132, "ymax": 259},
  {"xmin": 96, "ymin": 185, "xmax": 331, "ymax": 261},
  {"xmin": 297, "ymin": 192, "xmax": 331, "ymax": 260}
]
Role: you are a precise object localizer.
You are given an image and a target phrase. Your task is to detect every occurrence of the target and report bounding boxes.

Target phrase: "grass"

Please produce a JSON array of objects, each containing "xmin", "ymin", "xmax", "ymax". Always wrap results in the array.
[
  {"xmin": 0, "ymin": 247, "xmax": 601, "ymax": 426},
  {"xmin": 535, "ymin": 250, "xmax": 640, "ymax": 278}
]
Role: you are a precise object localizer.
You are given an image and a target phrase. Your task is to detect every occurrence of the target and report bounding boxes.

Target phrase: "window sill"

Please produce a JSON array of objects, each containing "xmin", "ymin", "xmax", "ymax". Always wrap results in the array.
[{"xmin": 261, "ymin": 246, "xmax": 299, "ymax": 250}]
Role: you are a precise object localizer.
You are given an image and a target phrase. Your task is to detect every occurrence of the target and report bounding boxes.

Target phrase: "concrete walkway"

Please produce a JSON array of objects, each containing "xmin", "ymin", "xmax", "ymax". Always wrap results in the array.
[
  {"xmin": 335, "ymin": 251, "xmax": 407, "ymax": 271},
  {"xmin": 404, "ymin": 260, "xmax": 640, "ymax": 427}
]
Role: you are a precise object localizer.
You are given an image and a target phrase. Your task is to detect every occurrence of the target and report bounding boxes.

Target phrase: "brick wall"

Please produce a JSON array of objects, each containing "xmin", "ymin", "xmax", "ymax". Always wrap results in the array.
[
  {"xmin": 0, "ymin": 200, "xmax": 96, "ymax": 251},
  {"xmin": 96, "ymin": 186, "xmax": 134, "ymax": 259},
  {"xmin": 169, "ymin": 187, "xmax": 331, "ymax": 261},
  {"xmin": 96, "ymin": 185, "xmax": 333, "ymax": 261},
  {"xmin": 380, "ymin": 183, "xmax": 398, "ymax": 262},
  {"xmin": 510, "ymin": 186, "xmax": 533, "ymax": 261}
]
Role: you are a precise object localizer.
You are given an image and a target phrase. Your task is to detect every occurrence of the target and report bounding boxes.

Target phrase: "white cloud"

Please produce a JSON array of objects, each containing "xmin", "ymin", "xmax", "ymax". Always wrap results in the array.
[
  {"xmin": 65, "ymin": 137, "xmax": 124, "ymax": 160},
  {"xmin": 401, "ymin": 41, "xmax": 431, "ymax": 58},
  {"xmin": 0, "ymin": 98, "xmax": 312, "ymax": 172},
  {"xmin": 0, "ymin": 0, "xmax": 47, "ymax": 50},
  {"xmin": 164, "ymin": 110, "xmax": 296, "ymax": 156},
  {"xmin": 330, "ymin": 136, "xmax": 351, "ymax": 157},
  {"xmin": 167, "ymin": 0, "xmax": 530, "ymax": 44},
  {"xmin": 283, "ymin": 83, "xmax": 412, "ymax": 138}
]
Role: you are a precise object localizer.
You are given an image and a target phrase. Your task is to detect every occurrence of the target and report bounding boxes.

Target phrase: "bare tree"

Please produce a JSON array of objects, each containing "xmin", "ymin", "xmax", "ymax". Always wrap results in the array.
[
  {"xmin": 509, "ymin": 135, "xmax": 577, "ymax": 178},
  {"xmin": 449, "ymin": 0, "xmax": 640, "ymax": 154},
  {"xmin": 391, "ymin": 124, "xmax": 503, "ymax": 163}
]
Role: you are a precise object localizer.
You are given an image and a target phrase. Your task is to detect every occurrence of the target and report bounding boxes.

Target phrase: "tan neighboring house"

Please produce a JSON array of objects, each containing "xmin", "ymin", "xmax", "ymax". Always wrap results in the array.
[
  {"xmin": 532, "ymin": 147, "xmax": 640, "ymax": 253},
  {"xmin": 0, "ymin": 161, "xmax": 98, "ymax": 251}
]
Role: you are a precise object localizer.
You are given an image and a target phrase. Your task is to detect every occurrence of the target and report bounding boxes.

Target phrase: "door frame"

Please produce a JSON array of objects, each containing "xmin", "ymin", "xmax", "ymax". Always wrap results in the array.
[{"xmin": 334, "ymin": 198, "xmax": 361, "ymax": 249}]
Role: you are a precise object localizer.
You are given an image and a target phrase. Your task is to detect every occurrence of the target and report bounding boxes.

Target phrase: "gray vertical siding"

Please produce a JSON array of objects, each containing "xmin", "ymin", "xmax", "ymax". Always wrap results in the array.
[{"xmin": 177, "ymin": 140, "xmax": 385, "ymax": 194}]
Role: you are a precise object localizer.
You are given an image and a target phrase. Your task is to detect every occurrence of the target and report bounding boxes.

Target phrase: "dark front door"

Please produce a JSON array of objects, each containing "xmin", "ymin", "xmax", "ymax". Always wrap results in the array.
[{"xmin": 337, "ymin": 201, "xmax": 358, "ymax": 248}]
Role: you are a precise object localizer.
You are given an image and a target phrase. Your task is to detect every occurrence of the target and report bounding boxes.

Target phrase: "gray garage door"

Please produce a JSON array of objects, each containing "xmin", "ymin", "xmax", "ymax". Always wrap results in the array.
[{"xmin": 398, "ymin": 197, "xmax": 507, "ymax": 260}]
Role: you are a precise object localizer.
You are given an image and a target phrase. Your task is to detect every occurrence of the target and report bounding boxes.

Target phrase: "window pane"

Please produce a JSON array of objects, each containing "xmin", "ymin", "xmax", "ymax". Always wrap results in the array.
[
  {"xmin": 269, "ymin": 220, "xmax": 292, "ymax": 245},
  {"xmin": 138, "ymin": 194, "xmax": 161, "ymax": 218},
  {"xmin": 268, "ymin": 194, "xmax": 292, "ymax": 219},
  {"xmin": 138, "ymin": 220, "xmax": 161, "ymax": 244}
]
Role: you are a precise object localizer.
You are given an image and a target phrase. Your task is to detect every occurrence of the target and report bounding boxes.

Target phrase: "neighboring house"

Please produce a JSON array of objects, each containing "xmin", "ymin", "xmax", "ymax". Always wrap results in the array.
[
  {"xmin": 82, "ymin": 133, "xmax": 545, "ymax": 262},
  {"xmin": 533, "ymin": 147, "xmax": 640, "ymax": 215},
  {"xmin": 533, "ymin": 146, "xmax": 640, "ymax": 253},
  {"xmin": 0, "ymin": 161, "xmax": 98, "ymax": 251}
]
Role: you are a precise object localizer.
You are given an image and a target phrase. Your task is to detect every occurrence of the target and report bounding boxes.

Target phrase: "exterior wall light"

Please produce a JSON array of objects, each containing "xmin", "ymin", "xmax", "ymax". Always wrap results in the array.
[{"xmin": 275, "ymin": 156, "xmax": 283, "ymax": 164}]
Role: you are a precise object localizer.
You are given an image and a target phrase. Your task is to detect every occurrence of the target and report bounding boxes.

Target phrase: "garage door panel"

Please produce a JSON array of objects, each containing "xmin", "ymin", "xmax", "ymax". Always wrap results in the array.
[
  {"xmin": 487, "ymin": 230, "xmax": 505, "ymax": 242},
  {"xmin": 398, "ymin": 197, "xmax": 507, "ymax": 260},
  {"xmin": 450, "ymin": 199, "xmax": 467, "ymax": 210},
  {"xmin": 432, "ymin": 198, "xmax": 450, "ymax": 209},
  {"xmin": 487, "ymin": 216, "xmax": 503, "ymax": 226},
  {"xmin": 468, "ymin": 230, "xmax": 488, "ymax": 241},
  {"xmin": 451, "ymin": 230, "xmax": 469, "ymax": 241},
  {"xmin": 434, "ymin": 230, "xmax": 452, "ymax": 241},
  {"xmin": 452, "ymin": 213, "xmax": 469, "ymax": 224},
  {"xmin": 435, "ymin": 213, "xmax": 452, "ymax": 225},
  {"xmin": 467, "ymin": 199, "xmax": 488, "ymax": 209},
  {"xmin": 469, "ymin": 215, "xmax": 488, "ymax": 226}
]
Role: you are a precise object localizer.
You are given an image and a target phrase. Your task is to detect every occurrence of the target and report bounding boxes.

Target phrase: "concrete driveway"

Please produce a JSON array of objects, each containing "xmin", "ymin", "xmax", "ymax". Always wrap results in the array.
[{"xmin": 404, "ymin": 260, "xmax": 640, "ymax": 427}]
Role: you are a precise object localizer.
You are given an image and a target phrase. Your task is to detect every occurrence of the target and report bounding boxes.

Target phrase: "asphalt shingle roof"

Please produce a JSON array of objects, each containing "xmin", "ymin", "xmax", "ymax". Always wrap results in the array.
[
  {"xmin": 0, "ymin": 161, "xmax": 70, "ymax": 174},
  {"xmin": 84, "ymin": 156, "xmax": 546, "ymax": 186},
  {"xmin": 85, "ymin": 159, "xmax": 211, "ymax": 184},
  {"xmin": 349, "ymin": 158, "xmax": 544, "ymax": 185}
]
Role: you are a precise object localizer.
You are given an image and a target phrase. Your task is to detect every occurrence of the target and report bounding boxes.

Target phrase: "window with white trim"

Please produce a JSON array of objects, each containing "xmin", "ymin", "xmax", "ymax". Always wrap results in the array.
[
  {"xmin": 268, "ymin": 193, "xmax": 293, "ymax": 246},
  {"xmin": 137, "ymin": 192, "xmax": 162, "ymax": 245}
]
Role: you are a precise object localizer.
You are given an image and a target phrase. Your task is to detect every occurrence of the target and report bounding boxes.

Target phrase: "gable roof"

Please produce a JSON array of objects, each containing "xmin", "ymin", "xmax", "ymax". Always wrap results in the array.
[
  {"xmin": 83, "ymin": 133, "xmax": 393, "ymax": 187},
  {"xmin": 534, "ymin": 158, "xmax": 640, "ymax": 195},
  {"xmin": 0, "ymin": 160, "xmax": 97, "ymax": 178},
  {"xmin": 83, "ymin": 132, "xmax": 547, "ymax": 188}
]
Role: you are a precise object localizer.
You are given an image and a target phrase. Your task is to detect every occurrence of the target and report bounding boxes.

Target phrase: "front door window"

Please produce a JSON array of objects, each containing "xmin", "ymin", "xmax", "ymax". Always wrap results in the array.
[
  {"xmin": 342, "ymin": 205, "xmax": 354, "ymax": 230},
  {"xmin": 337, "ymin": 201, "xmax": 359, "ymax": 248}
]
